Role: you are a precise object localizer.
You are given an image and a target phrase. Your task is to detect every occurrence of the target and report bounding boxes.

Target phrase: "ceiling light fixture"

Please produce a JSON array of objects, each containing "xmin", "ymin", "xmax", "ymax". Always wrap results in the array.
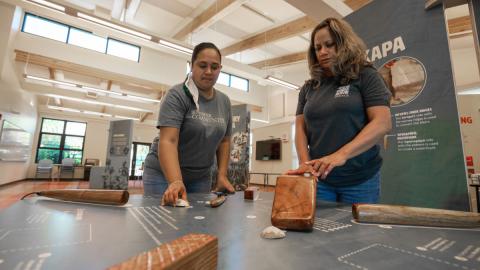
[
  {"xmin": 251, "ymin": 118, "xmax": 270, "ymax": 124},
  {"xmin": 24, "ymin": 0, "xmax": 65, "ymax": 12},
  {"xmin": 45, "ymin": 94, "xmax": 151, "ymax": 112},
  {"xmin": 458, "ymin": 88, "xmax": 480, "ymax": 95},
  {"xmin": 125, "ymin": 94, "xmax": 161, "ymax": 103},
  {"xmin": 158, "ymin": 40, "xmax": 193, "ymax": 55},
  {"xmin": 26, "ymin": 75, "xmax": 77, "ymax": 88},
  {"xmin": 77, "ymin": 12, "xmax": 152, "ymax": 41},
  {"xmin": 114, "ymin": 115, "xmax": 140, "ymax": 121},
  {"xmin": 114, "ymin": 104, "xmax": 151, "ymax": 112},
  {"xmin": 48, "ymin": 104, "xmax": 139, "ymax": 120},
  {"xmin": 26, "ymin": 75, "xmax": 158, "ymax": 103},
  {"xmin": 46, "ymin": 94, "xmax": 110, "ymax": 106},
  {"xmin": 83, "ymin": 110, "xmax": 112, "ymax": 117},
  {"xmin": 81, "ymin": 85, "xmax": 122, "ymax": 96},
  {"xmin": 47, "ymin": 105, "xmax": 80, "ymax": 113},
  {"xmin": 265, "ymin": 76, "xmax": 299, "ymax": 90}
]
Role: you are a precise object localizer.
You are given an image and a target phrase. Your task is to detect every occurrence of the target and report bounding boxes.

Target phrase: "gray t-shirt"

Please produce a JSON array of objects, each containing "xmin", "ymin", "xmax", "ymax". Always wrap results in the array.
[
  {"xmin": 144, "ymin": 83, "xmax": 232, "ymax": 182},
  {"xmin": 296, "ymin": 66, "xmax": 390, "ymax": 187}
]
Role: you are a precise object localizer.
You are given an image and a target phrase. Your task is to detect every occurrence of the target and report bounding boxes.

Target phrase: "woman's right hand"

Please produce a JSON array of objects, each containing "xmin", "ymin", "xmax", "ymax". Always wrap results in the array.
[
  {"xmin": 161, "ymin": 181, "xmax": 187, "ymax": 206},
  {"xmin": 285, "ymin": 163, "xmax": 314, "ymax": 176}
]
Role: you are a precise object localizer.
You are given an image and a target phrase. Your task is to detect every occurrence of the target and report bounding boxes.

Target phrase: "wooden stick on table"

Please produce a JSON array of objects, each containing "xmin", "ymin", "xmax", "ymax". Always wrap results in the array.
[
  {"xmin": 352, "ymin": 204, "xmax": 480, "ymax": 228},
  {"xmin": 23, "ymin": 189, "xmax": 130, "ymax": 206}
]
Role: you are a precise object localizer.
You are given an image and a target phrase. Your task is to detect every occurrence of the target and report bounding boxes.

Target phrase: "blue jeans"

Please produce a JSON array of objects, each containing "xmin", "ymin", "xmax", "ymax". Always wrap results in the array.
[
  {"xmin": 143, "ymin": 167, "xmax": 212, "ymax": 196},
  {"xmin": 317, "ymin": 170, "xmax": 380, "ymax": 204}
]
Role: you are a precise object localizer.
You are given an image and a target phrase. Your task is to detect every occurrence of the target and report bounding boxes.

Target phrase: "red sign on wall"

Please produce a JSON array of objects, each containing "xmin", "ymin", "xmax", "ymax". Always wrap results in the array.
[
  {"xmin": 466, "ymin": 156, "xmax": 474, "ymax": 167},
  {"xmin": 460, "ymin": 116, "xmax": 473, "ymax": 124}
]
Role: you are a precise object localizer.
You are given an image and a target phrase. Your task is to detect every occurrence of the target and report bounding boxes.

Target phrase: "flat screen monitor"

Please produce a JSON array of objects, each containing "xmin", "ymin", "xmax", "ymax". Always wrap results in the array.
[{"xmin": 255, "ymin": 139, "xmax": 281, "ymax": 161}]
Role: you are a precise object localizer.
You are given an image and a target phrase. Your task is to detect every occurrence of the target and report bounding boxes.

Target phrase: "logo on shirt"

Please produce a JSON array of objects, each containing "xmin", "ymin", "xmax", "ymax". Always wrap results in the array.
[
  {"xmin": 334, "ymin": 85, "xmax": 350, "ymax": 98},
  {"xmin": 190, "ymin": 111, "xmax": 225, "ymax": 124}
]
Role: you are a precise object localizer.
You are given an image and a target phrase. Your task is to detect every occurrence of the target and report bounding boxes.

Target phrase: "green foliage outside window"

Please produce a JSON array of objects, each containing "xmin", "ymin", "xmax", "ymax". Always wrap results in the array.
[
  {"xmin": 36, "ymin": 118, "xmax": 86, "ymax": 164},
  {"xmin": 41, "ymin": 119, "xmax": 64, "ymax": 134}
]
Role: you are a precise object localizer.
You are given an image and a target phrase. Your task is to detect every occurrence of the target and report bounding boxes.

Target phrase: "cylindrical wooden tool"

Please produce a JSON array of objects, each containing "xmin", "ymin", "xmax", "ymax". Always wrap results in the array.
[
  {"xmin": 352, "ymin": 204, "xmax": 480, "ymax": 228},
  {"xmin": 32, "ymin": 189, "xmax": 129, "ymax": 206}
]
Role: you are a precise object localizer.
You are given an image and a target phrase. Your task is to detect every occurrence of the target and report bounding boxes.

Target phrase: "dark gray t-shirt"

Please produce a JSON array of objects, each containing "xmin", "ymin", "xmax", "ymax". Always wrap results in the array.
[
  {"xmin": 144, "ymin": 83, "xmax": 232, "ymax": 182},
  {"xmin": 296, "ymin": 66, "xmax": 390, "ymax": 187}
]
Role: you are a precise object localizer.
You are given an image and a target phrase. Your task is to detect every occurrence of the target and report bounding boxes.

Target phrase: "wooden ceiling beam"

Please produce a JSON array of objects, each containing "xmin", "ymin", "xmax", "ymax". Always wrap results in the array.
[
  {"xmin": 425, "ymin": 0, "xmax": 442, "ymax": 10},
  {"xmin": 249, "ymin": 14, "xmax": 472, "ymax": 68},
  {"xmin": 250, "ymin": 51, "xmax": 307, "ymax": 69},
  {"xmin": 140, "ymin": 112, "xmax": 152, "ymax": 122},
  {"xmin": 48, "ymin": 67, "xmax": 56, "ymax": 79},
  {"xmin": 448, "ymin": 15, "xmax": 472, "ymax": 34},
  {"xmin": 15, "ymin": 50, "xmax": 167, "ymax": 93},
  {"xmin": 221, "ymin": 16, "xmax": 317, "ymax": 56},
  {"xmin": 173, "ymin": 0, "xmax": 249, "ymax": 41},
  {"xmin": 343, "ymin": 0, "xmax": 372, "ymax": 11}
]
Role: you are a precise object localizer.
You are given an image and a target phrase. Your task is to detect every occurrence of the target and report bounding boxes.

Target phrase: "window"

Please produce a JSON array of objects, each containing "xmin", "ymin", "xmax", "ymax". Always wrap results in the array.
[
  {"xmin": 217, "ymin": 72, "xmax": 230, "ymax": 86},
  {"xmin": 22, "ymin": 13, "xmax": 140, "ymax": 62},
  {"xmin": 230, "ymin": 75, "xmax": 249, "ymax": 91},
  {"xmin": 36, "ymin": 118, "xmax": 87, "ymax": 165},
  {"xmin": 216, "ymin": 71, "xmax": 249, "ymax": 92},
  {"xmin": 107, "ymin": 38, "xmax": 141, "ymax": 62},
  {"xmin": 68, "ymin": 28, "xmax": 107, "ymax": 53},
  {"xmin": 22, "ymin": 14, "xmax": 69, "ymax": 42}
]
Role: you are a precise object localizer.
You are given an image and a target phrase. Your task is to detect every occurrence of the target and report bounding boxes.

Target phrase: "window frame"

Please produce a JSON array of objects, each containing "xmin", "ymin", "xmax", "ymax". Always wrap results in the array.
[
  {"xmin": 106, "ymin": 37, "xmax": 141, "ymax": 62},
  {"xmin": 67, "ymin": 27, "xmax": 108, "ymax": 53},
  {"xmin": 217, "ymin": 71, "xmax": 249, "ymax": 92},
  {"xmin": 35, "ymin": 118, "xmax": 87, "ymax": 165},
  {"xmin": 21, "ymin": 12, "xmax": 141, "ymax": 62},
  {"xmin": 22, "ymin": 13, "xmax": 71, "ymax": 43}
]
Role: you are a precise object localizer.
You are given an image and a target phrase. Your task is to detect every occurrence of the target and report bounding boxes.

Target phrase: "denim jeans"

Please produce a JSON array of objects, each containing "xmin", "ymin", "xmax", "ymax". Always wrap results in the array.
[
  {"xmin": 143, "ymin": 167, "xmax": 212, "ymax": 196},
  {"xmin": 316, "ymin": 170, "xmax": 380, "ymax": 204}
]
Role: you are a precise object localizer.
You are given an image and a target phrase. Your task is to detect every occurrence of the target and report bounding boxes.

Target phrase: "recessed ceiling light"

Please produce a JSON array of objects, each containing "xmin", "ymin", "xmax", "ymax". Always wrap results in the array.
[
  {"xmin": 265, "ymin": 76, "xmax": 299, "ymax": 90},
  {"xmin": 24, "ymin": 0, "xmax": 65, "ymax": 12}
]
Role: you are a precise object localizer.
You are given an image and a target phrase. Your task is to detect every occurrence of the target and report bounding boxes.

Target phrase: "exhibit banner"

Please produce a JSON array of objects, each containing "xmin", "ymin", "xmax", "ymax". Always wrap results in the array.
[
  {"xmin": 90, "ymin": 119, "xmax": 133, "ymax": 190},
  {"xmin": 210, "ymin": 104, "xmax": 250, "ymax": 189},
  {"xmin": 228, "ymin": 104, "xmax": 250, "ymax": 188},
  {"xmin": 346, "ymin": 0, "xmax": 469, "ymax": 210}
]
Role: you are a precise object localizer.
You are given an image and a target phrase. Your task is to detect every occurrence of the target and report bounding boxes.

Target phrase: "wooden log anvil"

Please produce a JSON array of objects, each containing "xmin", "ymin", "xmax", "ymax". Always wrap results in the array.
[{"xmin": 271, "ymin": 175, "xmax": 317, "ymax": 231}]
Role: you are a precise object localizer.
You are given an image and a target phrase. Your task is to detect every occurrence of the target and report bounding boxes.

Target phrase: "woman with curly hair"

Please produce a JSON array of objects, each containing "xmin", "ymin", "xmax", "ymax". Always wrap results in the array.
[{"xmin": 287, "ymin": 18, "xmax": 392, "ymax": 204}]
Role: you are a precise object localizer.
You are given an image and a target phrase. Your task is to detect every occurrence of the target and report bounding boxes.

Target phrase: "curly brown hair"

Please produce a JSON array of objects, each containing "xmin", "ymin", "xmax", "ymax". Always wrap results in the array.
[{"xmin": 308, "ymin": 17, "xmax": 371, "ymax": 85}]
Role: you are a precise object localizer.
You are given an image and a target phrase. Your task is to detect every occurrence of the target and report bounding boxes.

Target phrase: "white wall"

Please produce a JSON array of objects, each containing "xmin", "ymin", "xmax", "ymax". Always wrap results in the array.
[
  {"xmin": 457, "ymin": 96, "xmax": 480, "ymax": 173},
  {"xmin": 450, "ymin": 35, "xmax": 480, "ymax": 174},
  {"xmin": 0, "ymin": 3, "xmax": 38, "ymax": 185},
  {"xmin": 250, "ymin": 122, "xmax": 294, "ymax": 186}
]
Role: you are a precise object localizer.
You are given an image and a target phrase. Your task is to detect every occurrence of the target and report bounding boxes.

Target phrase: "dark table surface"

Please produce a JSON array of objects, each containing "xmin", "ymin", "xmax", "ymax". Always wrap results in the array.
[{"xmin": 0, "ymin": 192, "xmax": 479, "ymax": 270}]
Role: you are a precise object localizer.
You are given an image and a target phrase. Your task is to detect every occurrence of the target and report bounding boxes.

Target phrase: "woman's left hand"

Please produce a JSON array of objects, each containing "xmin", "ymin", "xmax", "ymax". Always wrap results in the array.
[
  {"xmin": 214, "ymin": 175, "xmax": 235, "ymax": 194},
  {"xmin": 305, "ymin": 152, "xmax": 348, "ymax": 180}
]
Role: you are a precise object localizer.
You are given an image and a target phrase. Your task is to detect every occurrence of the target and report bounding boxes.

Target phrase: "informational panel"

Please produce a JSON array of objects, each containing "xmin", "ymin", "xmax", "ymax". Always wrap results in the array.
[
  {"xmin": 89, "ymin": 120, "xmax": 133, "ymax": 190},
  {"xmin": 0, "ymin": 119, "xmax": 31, "ymax": 162},
  {"xmin": 211, "ymin": 104, "xmax": 250, "ymax": 189},
  {"xmin": 346, "ymin": 0, "xmax": 469, "ymax": 210},
  {"xmin": 228, "ymin": 104, "xmax": 250, "ymax": 187}
]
